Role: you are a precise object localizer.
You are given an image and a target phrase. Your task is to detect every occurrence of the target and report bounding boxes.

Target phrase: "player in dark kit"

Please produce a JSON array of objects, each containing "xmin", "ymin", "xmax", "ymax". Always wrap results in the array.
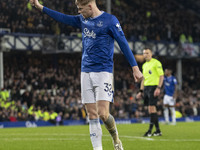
[{"xmin": 136, "ymin": 48, "xmax": 164, "ymax": 137}]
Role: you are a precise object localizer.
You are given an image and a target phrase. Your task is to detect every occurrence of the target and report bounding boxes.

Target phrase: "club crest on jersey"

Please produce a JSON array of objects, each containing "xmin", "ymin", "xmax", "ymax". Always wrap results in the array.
[
  {"xmin": 149, "ymin": 70, "xmax": 152, "ymax": 74},
  {"xmin": 116, "ymin": 23, "xmax": 122, "ymax": 31},
  {"xmin": 97, "ymin": 21, "xmax": 103, "ymax": 27},
  {"xmin": 83, "ymin": 28, "xmax": 96, "ymax": 38},
  {"xmin": 165, "ymin": 82, "xmax": 170, "ymax": 86}
]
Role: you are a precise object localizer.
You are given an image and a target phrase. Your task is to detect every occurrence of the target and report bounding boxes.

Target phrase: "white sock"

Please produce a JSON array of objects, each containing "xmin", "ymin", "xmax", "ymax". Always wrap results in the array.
[
  {"xmin": 89, "ymin": 119, "xmax": 102, "ymax": 149},
  {"xmin": 94, "ymin": 147, "xmax": 103, "ymax": 150},
  {"xmin": 164, "ymin": 107, "xmax": 169, "ymax": 123},
  {"xmin": 170, "ymin": 107, "xmax": 176, "ymax": 123}
]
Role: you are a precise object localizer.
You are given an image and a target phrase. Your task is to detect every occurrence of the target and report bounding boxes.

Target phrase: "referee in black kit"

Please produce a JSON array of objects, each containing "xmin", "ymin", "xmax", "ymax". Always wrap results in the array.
[{"xmin": 136, "ymin": 48, "xmax": 164, "ymax": 137}]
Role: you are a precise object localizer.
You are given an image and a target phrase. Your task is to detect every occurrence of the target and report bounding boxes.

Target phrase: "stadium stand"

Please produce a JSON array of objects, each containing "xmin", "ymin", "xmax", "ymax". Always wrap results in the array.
[
  {"xmin": 1, "ymin": 0, "xmax": 200, "ymax": 41},
  {"xmin": 0, "ymin": 0, "xmax": 200, "ymax": 123},
  {"xmin": 0, "ymin": 52, "xmax": 200, "ymax": 122}
]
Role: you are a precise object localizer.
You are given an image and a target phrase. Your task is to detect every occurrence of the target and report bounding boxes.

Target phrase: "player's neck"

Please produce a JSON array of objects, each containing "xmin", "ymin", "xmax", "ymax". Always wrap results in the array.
[
  {"xmin": 91, "ymin": 7, "xmax": 102, "ymax": 18},
  {"xmin": 146, "ymin": 58, "xmax": 152, "ymax": 62}
]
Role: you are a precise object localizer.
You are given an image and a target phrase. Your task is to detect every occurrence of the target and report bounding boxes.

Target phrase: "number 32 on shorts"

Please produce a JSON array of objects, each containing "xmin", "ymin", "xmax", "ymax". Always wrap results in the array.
[{"xmin": 104, "ymin": 83, "xmax": 113, "ymax": 97}]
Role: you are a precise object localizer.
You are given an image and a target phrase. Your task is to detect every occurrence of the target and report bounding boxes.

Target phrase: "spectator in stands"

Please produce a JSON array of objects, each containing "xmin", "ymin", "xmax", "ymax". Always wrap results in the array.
[
  {"xmin": 1, "ymin": 0, "xmax": 200, "ymax": 41},
  {"xmin": 1, "ymin": 49, "xmax": 200, "ymax": 124}
]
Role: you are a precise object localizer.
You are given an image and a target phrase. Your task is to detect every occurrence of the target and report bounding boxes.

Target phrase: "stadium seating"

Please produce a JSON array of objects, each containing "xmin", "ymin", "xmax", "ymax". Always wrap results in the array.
[
  {"xmin": 1, "ymin": 52, "xmax": 200, "ymax": 122},
  {"xmin": 0, "ymin": 0, "xmax": 199, "ymax": 42},
  {"xmin": 0, "ymin": 0, "xmax": 200, "ymax": 122}
]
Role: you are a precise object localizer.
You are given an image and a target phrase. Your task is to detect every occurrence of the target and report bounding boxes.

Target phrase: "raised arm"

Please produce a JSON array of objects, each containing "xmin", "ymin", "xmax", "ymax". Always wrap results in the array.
[
  {"xmin": 29, "ymin": 0, "xmax": 81, "ymax": 28},
  {"xmin": 30, "ymin": 0, "xmax": 43, "ymax": 11}
]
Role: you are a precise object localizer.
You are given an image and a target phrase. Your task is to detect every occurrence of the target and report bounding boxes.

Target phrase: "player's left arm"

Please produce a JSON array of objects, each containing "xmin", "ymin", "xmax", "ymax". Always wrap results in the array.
[
  {"xmin": 154, "ymin": 61, "xmax": 164, "ymax": 96},
  {"xmin": 173, "ymin": 77, "xmax": 178, "ymax": 100},
  {"xmin": 108, "ymin": 16, "xmax": 143, "ymax": 82}
]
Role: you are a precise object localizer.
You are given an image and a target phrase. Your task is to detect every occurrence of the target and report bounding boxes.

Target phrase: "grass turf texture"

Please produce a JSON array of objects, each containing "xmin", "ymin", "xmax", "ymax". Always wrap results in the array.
[{"xmin": 0, "ymin": 122, "xmax": 199, "ymax": 150}]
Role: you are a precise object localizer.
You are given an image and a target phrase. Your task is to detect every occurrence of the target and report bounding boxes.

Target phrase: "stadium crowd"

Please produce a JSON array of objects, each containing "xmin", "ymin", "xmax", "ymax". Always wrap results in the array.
[
  {"xmin": 0, "ymin": 52, "xmax": 200, "ymax": 123},
  {"xmin": 0, "ymin": 0, "xmax": 200, "ymax": 42},
  {"xmin": 0, "ymin": 0, "xmax": 200, "ymax": 123}
]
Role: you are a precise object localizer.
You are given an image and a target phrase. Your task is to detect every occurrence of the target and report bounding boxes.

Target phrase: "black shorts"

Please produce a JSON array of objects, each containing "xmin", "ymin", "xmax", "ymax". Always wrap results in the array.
[{"xmin": 144, "ymin": 86, "xmax": 158, "ymax": 106}]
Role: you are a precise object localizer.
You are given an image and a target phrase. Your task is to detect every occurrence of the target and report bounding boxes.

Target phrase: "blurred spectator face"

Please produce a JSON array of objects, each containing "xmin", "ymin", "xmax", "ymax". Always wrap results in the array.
[{"xmin": 143, "ymin": 49, "xmax": 152, "ymax": 61}]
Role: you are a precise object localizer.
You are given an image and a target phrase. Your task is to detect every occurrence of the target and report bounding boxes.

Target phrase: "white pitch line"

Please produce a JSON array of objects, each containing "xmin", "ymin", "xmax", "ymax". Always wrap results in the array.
[
  {"xmin": 0, "ymin": 133, "xmax": 199, "ymax": 142},
  {"xmin": 120, "ymin": 135, "xmax": 154, "ymax": 141},
  {"xmin": 0, "ymin": 133, "xmax": 88, "ymax": 136},
  {"xmin": 155, "ymin": 139, "xmax": 200, "ymax": 142},
  {"xmin": 0, "ymin": 133, "xmax": 153, "ymax": 141},
  {"xmin": 1, "ymin": 138, "xmax": 90, "ymax": 141}
]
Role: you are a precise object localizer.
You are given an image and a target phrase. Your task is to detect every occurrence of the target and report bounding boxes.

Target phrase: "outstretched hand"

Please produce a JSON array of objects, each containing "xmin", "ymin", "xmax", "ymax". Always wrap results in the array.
[
  {"xmin": 30, "ymin": 0, "xmax": 37, "ymax": 6},
  {"xmin": 136, "ymin": 92, "xmax": 142, "ymax": 100},
  {"xmin": 132, "ymin": 66, "xmax": 143, "ymax": 83},
  {"xmin": 154, "ymin": 88, "xmax": 160, "ymax": 97},
  {"xmin": 29, "ymin": 0, "xmax": 43, "ymax": 11}
]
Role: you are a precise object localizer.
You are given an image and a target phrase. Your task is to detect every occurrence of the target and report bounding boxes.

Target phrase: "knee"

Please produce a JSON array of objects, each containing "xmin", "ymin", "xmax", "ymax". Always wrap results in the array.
[
  {"xmin": 98, "ymin": 111, "xmax": 109, "ymax": 122},
  {"xmin": 149, "ymin": 106, "xmax": 157, "ymax": 113},
  {"xmin": 87, "ymin": 111, "xmax": 98, "ymax": 120}
]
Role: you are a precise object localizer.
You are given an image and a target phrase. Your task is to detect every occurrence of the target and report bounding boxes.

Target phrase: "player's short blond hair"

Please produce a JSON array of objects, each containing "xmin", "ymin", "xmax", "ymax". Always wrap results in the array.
[{"xmin": 75, "ymin": 0, "xmax": 95, "ymax": 6}]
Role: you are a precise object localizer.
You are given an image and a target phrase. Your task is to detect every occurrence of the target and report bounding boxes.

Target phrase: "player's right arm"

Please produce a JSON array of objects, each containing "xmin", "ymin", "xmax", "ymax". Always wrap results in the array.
[
  {"xmin": 30, "ymin": 0, "xmax": 43, "ymax": 11},
  {"xmin": 29, "ymin": 0, "xmax": 81, "ymax": 28}
]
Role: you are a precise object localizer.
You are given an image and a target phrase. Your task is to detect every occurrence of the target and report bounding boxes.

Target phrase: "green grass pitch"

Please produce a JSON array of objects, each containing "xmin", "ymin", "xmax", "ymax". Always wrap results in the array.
[{"xmin": 0, "ymin": 122, "xmax": 200, "ymax": 150}]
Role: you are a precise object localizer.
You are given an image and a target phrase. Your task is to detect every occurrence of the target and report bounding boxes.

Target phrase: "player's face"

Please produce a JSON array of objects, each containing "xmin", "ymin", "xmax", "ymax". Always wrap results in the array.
[
  {"xmin": 165, "ymin": 69, "xmax": 169, "ymax": 76},
  {"xmin": 165, "ymin": 69, "xmax": 171, "ymax": 76},
  {"xmin": 77, "ymin": 4, "xmax": 93, "ymax": 19},
  {"xmin": 143, "ymin": 49, "xmax": 152, "ymax": 61}
]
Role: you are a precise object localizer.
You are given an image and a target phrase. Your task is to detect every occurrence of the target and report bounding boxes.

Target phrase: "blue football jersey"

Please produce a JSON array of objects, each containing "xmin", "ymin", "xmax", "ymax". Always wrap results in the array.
[
  {"xmin": 43, "ymin": 7, "xmax": 138, "ymax": 73},
  {"xmin": 80, "ymin": 12, "xmax": 124, "ymax": 73},
  {"xmin": 164, "ymin": 75, "xmax": 177, "ymax": 96}
]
